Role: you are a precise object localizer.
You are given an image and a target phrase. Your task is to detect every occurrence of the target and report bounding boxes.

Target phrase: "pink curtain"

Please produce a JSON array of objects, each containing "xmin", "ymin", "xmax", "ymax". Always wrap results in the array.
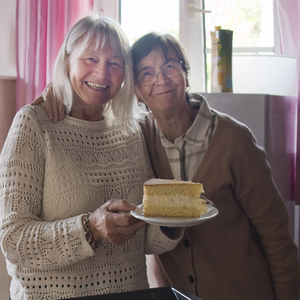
[
  {"xmin": 16, "ymin": 0, "xmax": 94, "ymax": 110},
  {"xmin": 272, "ymin": 0, "xmax": 300, "ymax": 250}
]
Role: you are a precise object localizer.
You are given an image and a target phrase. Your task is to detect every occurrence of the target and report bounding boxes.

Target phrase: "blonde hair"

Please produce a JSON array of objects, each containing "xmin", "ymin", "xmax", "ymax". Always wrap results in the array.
[{"xmin": 53, "ymin": 14, "xmax": 139, "ymax": 133}]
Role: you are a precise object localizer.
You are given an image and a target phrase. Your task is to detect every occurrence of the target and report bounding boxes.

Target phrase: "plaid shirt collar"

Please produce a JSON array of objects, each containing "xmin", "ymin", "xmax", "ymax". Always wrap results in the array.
[{"xmin": 157, "ymin": 96, "xmax": 214, "ymax": 148}]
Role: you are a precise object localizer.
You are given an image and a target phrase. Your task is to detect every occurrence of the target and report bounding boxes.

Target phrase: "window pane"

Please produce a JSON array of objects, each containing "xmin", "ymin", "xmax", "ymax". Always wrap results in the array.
[
  {"xmin": 204, "ymin": 0, "xmax": 274, "ymax": 91},
  {"xmin": 120, "ymin": 0, "xmax": 179, "ymax": 45},
  {"xmin": 204, "ymin": 0, "xmax": 274, "ymax": 49}
]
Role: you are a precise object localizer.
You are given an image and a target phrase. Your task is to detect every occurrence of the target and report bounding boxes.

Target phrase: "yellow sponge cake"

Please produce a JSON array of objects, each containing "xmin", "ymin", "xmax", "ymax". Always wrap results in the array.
[{"xmin": 143, "ymin": 178, "xmax": 207, "ymax": 217}]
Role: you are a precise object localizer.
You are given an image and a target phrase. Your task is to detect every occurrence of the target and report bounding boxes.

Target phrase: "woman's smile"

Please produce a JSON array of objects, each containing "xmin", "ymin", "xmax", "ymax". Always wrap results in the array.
[
  {"xmin": 154, "ymin": 88, "xmax": 175, "ymax": 96},
  {"xmin": 85, "ymin": 81, "xmax": 109, "ymax": 90}
]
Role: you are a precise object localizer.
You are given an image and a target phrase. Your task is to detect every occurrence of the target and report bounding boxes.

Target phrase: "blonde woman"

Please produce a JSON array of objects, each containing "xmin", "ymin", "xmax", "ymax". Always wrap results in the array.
[{"xmin": 0, "ymin": 17, "xmax": 183, "ymax": 300}]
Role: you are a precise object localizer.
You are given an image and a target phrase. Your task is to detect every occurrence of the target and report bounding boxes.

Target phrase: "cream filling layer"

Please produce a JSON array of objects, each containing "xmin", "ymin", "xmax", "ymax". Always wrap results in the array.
[{"xmin": 143, "ymin": 195, "xmax": 205, "ymax": 207}]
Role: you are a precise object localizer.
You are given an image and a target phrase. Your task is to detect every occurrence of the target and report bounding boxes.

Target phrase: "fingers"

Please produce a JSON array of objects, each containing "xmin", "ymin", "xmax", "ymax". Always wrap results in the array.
[
  {"xmin": 107, "ymin": 220, "xmax": 146, "ymax": 245},
  {"xmin": 44, "ymin": 96, "xmax": 54, "ymax": 121},
  {"xmin": 31, "ymin": 82, "xmax": 65, "ymax": 123},
  {"xmin": 58, "ymin": 100, "xmax": 65, "ymax": 121},
  {"xmin": 105, "ymin": 199, "xmax": 136, "ymax": 213},
  {"xmin": 30, "ymin": 96, "xmax": 44, "ymax": 106},
  {"xmin": 46, "ymin": 84, "xmax": 65, "ymax": 122},
  {"xmin": 201, "ymin": 195, "xmax": 215, "ymax": 207},
  {"xmin": 108, "ymin": 207, "xmax": 139, "ymax": 228},
  {"xmin": 30, "ymin": 84, "xmax": 55, "ymax": 121},
  {"xmin": 89, "ymin": 200, "xmax": 145, "ymax": 246},
  {"xmin": 40, "ymin": 84, "xmax": 49, "ymax": 100},
  {"xmin": 50, "ymin": 97, "xmax": 62, "ymax": 123}
]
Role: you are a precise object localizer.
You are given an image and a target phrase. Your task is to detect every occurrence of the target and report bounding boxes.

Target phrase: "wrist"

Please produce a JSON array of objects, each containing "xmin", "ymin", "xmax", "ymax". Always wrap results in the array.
[{"xmin": 82, "ymin": 212, "xmax": 98, "ymax": 249}]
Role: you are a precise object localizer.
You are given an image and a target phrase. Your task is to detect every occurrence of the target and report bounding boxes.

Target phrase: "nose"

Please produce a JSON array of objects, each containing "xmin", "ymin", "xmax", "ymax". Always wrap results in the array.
[
  {"xmin": 155, "ymin": 70, "xmax": 170, "ymax": 85},
  {"xmin": 93, "ymin": 62, "xmax": 109, "ymax": 78}
]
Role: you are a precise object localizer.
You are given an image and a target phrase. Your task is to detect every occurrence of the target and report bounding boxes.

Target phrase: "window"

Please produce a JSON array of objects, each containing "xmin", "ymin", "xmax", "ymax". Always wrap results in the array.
[
  {"xmin": 205, "ymin": 0, "xmax": 274, "ymax": 52},
  {"xmin": 204, "ymin": 0, "xmax": 276, "ymax": 91},
  {"xmin": 120, "ymin": 0, "xmax": 207, "ymax": 91},
  {"xmin": 120, "ymin": 0, "xmax": 179, "ymax": 45},
  {"xmin": 103, "ymin": 0, "xmax": 277, "ymax": 92}
]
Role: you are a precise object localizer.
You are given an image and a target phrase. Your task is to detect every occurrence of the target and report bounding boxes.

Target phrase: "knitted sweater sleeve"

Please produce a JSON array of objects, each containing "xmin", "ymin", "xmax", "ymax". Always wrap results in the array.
[
  {"xmin": 0, "ymin": 106, "xmax": 94, "ymax": 271},
  {"xmin": 144, "ymin": 225, "xmax": 184, "ymax": 255}
]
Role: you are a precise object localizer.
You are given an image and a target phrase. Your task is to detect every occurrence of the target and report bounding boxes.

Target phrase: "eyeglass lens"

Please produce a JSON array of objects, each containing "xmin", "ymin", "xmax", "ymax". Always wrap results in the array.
[{"xmin": 138, "ymin": 62, "xmax": 181, "ymax": 85}]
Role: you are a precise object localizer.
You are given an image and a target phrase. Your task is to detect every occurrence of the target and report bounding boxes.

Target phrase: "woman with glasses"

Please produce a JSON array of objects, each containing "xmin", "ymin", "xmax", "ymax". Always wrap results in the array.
[
  {"xmin": 131, "ymin": 32, "xmax": 300, "ymax": 300},
  {"xmin": 32, "ymin": 32, "xmax": 300, "ymax": 300}
]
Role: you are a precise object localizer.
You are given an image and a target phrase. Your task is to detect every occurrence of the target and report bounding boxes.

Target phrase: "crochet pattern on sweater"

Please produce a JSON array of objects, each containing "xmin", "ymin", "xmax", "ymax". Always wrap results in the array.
[{"xmin": 0, "ymin": 105, "xmax": 180, "ymax": 300}]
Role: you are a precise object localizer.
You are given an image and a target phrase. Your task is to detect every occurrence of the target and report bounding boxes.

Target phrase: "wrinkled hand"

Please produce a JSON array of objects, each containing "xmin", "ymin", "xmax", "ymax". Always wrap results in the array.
[
  {"xmin": 31, "ymin": 82, "xmax": 65, "ymax": 123},
  {"xmin": 89, "ymin": 200, "xmax": 146, "ymax": 246}
]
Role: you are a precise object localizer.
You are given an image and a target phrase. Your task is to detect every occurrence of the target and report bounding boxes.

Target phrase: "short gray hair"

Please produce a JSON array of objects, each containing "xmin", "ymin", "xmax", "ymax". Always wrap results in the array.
[
  {"xmin": 53, "ymin": 14, "xmax": 139, "ymax": 133},
  {"xmin": 131, "ymin": 32, "xmax": 190, "ymax": 77}
]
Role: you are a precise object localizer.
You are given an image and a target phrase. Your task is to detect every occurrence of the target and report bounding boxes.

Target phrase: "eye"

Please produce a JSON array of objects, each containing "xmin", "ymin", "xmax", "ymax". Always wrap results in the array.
[
  {"xmin": 162, "ymin": 62, "xmax": 181, "ymax": 76},
  {"xmin": 109, "ymin": 62, "xmax": 123, "ymax": 69},
  {"xmin": 164, "ymin": 62, "xmax": 176, "ymax": 70},
  {"xmin": 140, "ymin": 70, "xmax": 155, "ymax": 79},
  {"xmin": 108, "ymin": 57, "xmax": 125, "ymax": 70},
  {"xmin": 84, "ymin": 57, "xmax": 98, "ymax": 64}
]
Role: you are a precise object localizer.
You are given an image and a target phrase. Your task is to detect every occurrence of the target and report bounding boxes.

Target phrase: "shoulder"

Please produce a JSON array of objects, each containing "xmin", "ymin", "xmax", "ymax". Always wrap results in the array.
[
  {"xmin": 215, "ymin": 110, "xmax": 257, "ymax": 143},
  {"xmin": 187, "ymin": 94, "xmax": 258, "ymax": 146},
  {"xmin": 209, "ymin": 111, "xmax": 268, "ymax": 167},
  {"xmin": 8, "ymin": 104, "xmax": 55, "ymax": 143},
  {"xmin": 2, "ymin": 105, "xmax": 50, "ymax": 158},
  {"xmin": 13, "ymin": 104, "xmax": 49, "ymax": 124}
]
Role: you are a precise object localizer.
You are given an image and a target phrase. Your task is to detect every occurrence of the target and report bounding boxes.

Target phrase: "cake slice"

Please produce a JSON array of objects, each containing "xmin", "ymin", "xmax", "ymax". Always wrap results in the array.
[{"xmin": 142, "ymin": 178, "xmax": 207, "ymax": 217}]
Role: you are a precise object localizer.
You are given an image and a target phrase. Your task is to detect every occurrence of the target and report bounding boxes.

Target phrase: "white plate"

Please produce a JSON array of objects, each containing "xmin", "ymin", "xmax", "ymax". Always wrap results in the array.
[{"xmin": 130, "ymin": 204, "xmax": 218, "ymax": 227}]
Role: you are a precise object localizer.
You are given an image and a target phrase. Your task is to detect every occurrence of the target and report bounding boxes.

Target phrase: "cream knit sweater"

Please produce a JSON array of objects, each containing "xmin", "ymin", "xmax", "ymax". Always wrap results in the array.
[{"xmin": 0, "ymin": 105, "xmax": 182, "ymax": 300}]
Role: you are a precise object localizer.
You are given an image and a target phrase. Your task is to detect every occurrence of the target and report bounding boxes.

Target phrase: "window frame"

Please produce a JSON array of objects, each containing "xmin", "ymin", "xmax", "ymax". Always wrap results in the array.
[
  {"xmin": 93, "ymin": 0, "xmax": 119, "ymax": 21},
  {"xmin": 95, "ymin": 0, "xmax": 279, "ymax": 92},
  {"xmin": 179, "ymin": 0, "xmax": 207, "ymax": 92}
]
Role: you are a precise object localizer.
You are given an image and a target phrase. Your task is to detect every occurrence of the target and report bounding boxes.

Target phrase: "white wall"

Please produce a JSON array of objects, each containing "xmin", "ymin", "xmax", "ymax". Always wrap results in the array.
[{"xmin": 0, "ymin": 0, "xmax": 17, "ymax": 78}]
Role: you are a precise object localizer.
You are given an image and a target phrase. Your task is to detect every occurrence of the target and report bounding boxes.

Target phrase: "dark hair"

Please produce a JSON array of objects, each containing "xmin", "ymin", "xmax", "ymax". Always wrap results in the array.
[{"xmin": 131, "ymin": 32, "xmax": 190, "ymax": 78}]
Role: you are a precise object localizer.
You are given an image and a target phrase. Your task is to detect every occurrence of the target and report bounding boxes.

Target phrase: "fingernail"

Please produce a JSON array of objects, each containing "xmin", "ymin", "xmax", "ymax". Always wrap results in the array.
[{"xmin": 128, "ymin": 203, "xmax": 136, "ymax": 210}]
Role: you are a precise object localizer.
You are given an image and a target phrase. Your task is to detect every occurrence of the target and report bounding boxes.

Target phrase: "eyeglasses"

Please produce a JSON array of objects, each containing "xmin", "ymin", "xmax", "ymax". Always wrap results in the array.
[{"xmin": 137, "ymin": 61, "xmax": 182, "ymax": 86}]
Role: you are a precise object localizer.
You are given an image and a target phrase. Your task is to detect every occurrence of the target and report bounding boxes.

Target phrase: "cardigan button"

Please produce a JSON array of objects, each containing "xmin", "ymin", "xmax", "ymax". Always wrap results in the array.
[
  {"xmin": 189, "ymin": 275, "xmax": 194, "ymax": 283},
  {"xmin": 184, "ymin": 239, "xmax": 190, "ymax": 247}
]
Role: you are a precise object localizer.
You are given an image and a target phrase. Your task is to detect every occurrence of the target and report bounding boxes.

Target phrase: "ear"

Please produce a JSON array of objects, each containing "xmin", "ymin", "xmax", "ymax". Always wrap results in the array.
[
  {"xmin": 185, "ymin": 77, "xmax": 190, "ymax": 90},
  {"xmin": 133, "ymin": 87, "xmax": 142, "ymax": 106}
]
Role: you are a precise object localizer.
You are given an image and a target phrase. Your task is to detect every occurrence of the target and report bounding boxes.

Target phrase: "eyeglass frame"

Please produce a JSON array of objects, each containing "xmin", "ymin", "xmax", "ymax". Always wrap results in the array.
[{"xmin": 136, "ymin": 61, "xmax": 183, "ymax": 86}]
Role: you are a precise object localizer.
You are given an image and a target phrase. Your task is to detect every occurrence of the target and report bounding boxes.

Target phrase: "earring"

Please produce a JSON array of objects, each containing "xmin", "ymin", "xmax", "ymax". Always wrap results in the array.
[
  {"xmin": 185, "ymin": 85, "xmax": 190, "ymax": 92},
  {"xmin": 138, "ymin": 99, "xmax": 143, "ymax": 106}
]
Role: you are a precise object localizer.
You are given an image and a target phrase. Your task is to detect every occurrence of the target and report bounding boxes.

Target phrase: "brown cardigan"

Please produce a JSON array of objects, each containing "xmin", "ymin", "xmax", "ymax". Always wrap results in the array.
[{"xmin": 140, "ymin": 107, "xmax": 300, "ymax": 300}]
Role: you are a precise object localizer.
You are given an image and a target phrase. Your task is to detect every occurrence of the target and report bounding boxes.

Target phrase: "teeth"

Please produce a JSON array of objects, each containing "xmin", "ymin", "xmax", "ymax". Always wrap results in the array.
[{"xmin": 86, "ymin": 82, "xmax": 108, "ymax": 89}]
